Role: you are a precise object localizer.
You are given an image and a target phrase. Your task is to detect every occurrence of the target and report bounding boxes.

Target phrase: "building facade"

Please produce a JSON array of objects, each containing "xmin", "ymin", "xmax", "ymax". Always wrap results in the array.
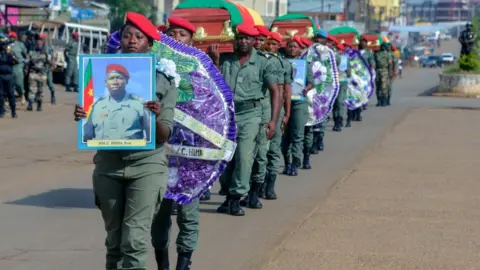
[{"xmin": 435, "ymin": 0, "xmax": 471, "ymax": 22}]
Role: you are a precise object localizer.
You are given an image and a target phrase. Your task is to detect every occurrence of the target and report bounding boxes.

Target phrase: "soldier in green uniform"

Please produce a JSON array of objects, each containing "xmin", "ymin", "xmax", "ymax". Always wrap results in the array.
[
  {"xmin": 26, "ymin": 34, "xmax": 50, "ymax": 112},
  {"xmin": 46, "ymin": 42, "xmax": 56, "ymax": 104},
  {"xmin": 74, "ymin": 12, "xmax": 178, "ymax": 270},
  {"xmin": 281, "ymin": 36, "xmax": 313, "ymax": 177},
  {"xmin": 374, "ymin": 43, "xmax": 391, "ymax": 107},
  {"xmin": 9, "ymin": 31, "xmax": 27, "ymax": 105},
  {"xmin": 386, "ymin": 44, "xmax": 398, "ymax": 106},
  {"xmin": 240, "ymin": 25, "xmax": 283, "ymax": 209},
  {"xmin": 311, "ymin": 29, "xmax": 329, "ymax": 155},
  {"xmin": 330, "ymin": 37, "xmax": 349, "ymax": 132},
  {"xmin": 355, "ymin": 35, "xmax": 376, "ymax": 121},
  {"xmin": 151, "ymin": 17, "xmax": 200, "ymax": 270},
  {"xmin": 209, "ymin": 23, "xmax": 281, "ymax": 216},
  {"xmin": 259, "ymin": 31, "xmax": 290, "ymax": 200},
  {"xmin": 65, "ymin": 32, "xmax": 80, "ymax": 92}
]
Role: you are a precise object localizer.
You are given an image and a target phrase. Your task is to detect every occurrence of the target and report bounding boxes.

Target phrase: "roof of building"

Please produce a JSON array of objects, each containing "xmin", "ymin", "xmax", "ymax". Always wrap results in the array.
[{"xmin": 0, "ymin": 0, "xmax": 50, "ymax": 8}]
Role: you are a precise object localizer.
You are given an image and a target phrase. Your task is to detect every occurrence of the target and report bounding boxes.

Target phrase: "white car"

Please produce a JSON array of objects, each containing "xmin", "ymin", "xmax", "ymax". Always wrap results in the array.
[{"xmin": 440, "ymin": 53, "xmax": 455, "ymax": 64}]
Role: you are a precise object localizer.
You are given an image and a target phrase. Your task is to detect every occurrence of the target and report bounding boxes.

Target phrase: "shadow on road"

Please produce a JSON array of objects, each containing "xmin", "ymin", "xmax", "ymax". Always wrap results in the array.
[{"xmin": 5, "ymin": 188, "xmax": 96, "ymax": 209}]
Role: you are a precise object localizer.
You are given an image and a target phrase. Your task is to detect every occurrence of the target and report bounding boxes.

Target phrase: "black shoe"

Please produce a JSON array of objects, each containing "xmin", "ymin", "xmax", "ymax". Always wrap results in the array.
[
  {"xmin": 288, "ymin": 164, "xmax": 298, "ymax": 176},
  {"xmin": 66, "ymin": 88, "xmax": 72, "ymax": 92},
  {"xmin": 247, "ymin": 182, "xmax": 263, "ymax": 209},
  {"xmin": 36, "ymin": 100, "xmax": 42, "ymax": 112},
  {"xmin": 302, "ymin": 151, "xmax": 311, "ymax": 170},
  {"xmin": 11, "ymin": 111, "xmax": 17, "ymax": 118},
  {"xmin": 171, "ymin": 202, "xmax": 178, "ymax": 215},
  {"xmin": 51, "ymin": 96, "xmax": 56, "ymax": 105},
  {"xmin": 240, "ymin": 195, "xmax": 249, "ymax": 207},
  {"xmin": 282, "ymin": 163, "xmax": 292, "ymax": 175},
  {"xmin": 200, "ymin": 190, "xmax": 211, "ymax": 201},
  {"xmin": 259, "ymin": 182, "xmax": 266, "ymax": 199},
  {"xmin": 217, "ymin": 196, "xmax": 231, "ymax": 214},
  {"xmin": 356, "ymin": 109, "xmax": 363, "ymax": 121},
  {"xmin": 218, "ymin": 188, "xmax": 227, "ymax": 196},
  {"xmin": 346, "ymin": 111, "xmax": 353, "ymax": 127},
  {"xmin": 380, "ymin": 97, "xmax": 387, "ymax": 107},
  {"xmin": 27, "ymin": 100, "xmax": 33, "ymax": 111},
  {"xmin": 176, "ymin": 252, "xmax": 192, "ymax": 270},
  {"xmin": 229, "ymin": 196, "xmax": 245, "ymax": 216},
  {"xmin": 386, "ymin": 96, "xmax": 391, "ymax": 106},
  {"xmin": 155, "ymin": 249, "xmax": 170, "ymax": 270},
  {"xmin": 332, "ymin": 117, "xmax": 339, "ymax": 131},
  {"xmin": 311, "ymin": 134, "xmax": 319, "ymax": 154},
  {"xmin": 265, "ymin": 174, "xmax": 277, "ymax": 200}
]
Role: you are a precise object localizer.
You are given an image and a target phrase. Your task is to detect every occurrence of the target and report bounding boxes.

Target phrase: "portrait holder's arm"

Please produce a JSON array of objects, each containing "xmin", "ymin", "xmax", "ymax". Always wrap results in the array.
[
  {"xmin": 83, "ymin": 106, "xmax": 95, "ymax": 142},
  {"xmin": 155, "ymin": 72, "xmax": 179, "ymax": 144}
]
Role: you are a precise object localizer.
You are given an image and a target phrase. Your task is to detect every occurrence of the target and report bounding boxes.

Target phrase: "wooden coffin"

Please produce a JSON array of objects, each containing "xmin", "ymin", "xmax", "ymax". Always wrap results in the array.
[
  {"xmin": 361, "ymin": 33, "xmax": 380, "ymax": 51},
  {"xmin": 332, "ymin": 33, "xmax": 359, "ymax": 49},
  {"xmin": 169, "ymin": 8, "xmax": 236, "ymax": 53},
  {"xmin": 270, "ymin": 19, "xmax": 315, "ymax": 42}
]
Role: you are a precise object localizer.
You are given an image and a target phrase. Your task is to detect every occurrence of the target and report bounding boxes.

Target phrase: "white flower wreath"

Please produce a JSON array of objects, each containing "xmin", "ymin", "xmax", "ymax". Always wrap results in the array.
[{"xmin": 156, "ymin": 58, "xmax": 181, "ymax": 88}]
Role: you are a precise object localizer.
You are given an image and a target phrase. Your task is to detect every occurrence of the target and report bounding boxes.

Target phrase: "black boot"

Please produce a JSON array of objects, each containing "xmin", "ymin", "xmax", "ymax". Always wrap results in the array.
[
  {"xmin": 218, "ymin": 187, "xmax": 227, "ymax": 196},
  {"xmin": 380, "ymin": 97, "xmax": 387, "ymax": 107},
  {"xmin": 346, "ymin": 111, "xmax": 353, "ymax": 128},
  {"xmin": 176, "ymin": 252, "xmax": 192, "ymax": 270},
  {"xmin": 282, "ymin": 163, "xmax": 292, "ymax": 175},
  {"xmin": 310, "ymin": 133, "xmax": 319, "ymax": 155},
  {"xmin": 338, "ymin": 117, "xmax": 343, "ymax": 132},
  {"xmin": 259, "ymin": 182, "xmax": 266, "ymax": 199},
  {"xmin": 171, "ymin": 202, "xmax": 178, "ymax": 215},
  {"xmin": 247, "ymin": 182, "xmax": 263, "ymax": 209},
  {"xmin": 317, "ymin": 136, "xmax": 324, "ymax": 151},
  {"xmin": 200, "ymin": 190, "xmax": 211, "ymax": 201},
  {"xmin": 154, "ymin": 249, "xmax": 170, "ymax": 270},
  {"xmin": 386, "ymin": 95, "xmax": 391, "ymax": 106},
  {"xmin": 265, "ymin": 174, "xmax": 277, "ymax": 200},
  {"xmin": 332, "ymin": 117, "xmax": 339, "ymax": 131},
  {"xmin": 229, "ymin": 196, "xmax": 245, "ymax": 216},
  {"xmin": 51, "ymin": 91, "xmax": 56, "ymax": 105},
  {"xmin": 27, "ymin": 100, "xmax": 33, "ymax": 111},
  {"xmin": 356, "ymin": 109, "xmax": 363, "ymax": 121},
  {"xmin": 302, "ymin": 149, "xmax": 311, "ymax": 169},
  {"xmin": 36, "ymin": 100, "xmax": 42, "ymax": 112},
  {"xmin": 288, "ymin": 164, "xmax": 298, "ymax": 176},
  {"xmin": 216, "ymin": 196, "xmax": 231, "ymax": 214}
]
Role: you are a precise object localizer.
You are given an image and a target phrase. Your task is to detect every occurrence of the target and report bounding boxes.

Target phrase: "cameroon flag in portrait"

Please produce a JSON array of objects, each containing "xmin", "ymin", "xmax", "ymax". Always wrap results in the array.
[{"xmin": 83, "ymin": 59, "xmax": 94, "ymax": 118}]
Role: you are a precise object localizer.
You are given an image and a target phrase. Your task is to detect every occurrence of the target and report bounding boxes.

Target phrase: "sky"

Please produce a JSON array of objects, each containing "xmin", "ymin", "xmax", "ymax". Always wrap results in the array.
[
  {"xmin": 80, "ymin": 55, "xmax": 154, "ymax": 102},
  {"xmin": 288, "ymin": 0, "xmax": 345, "ymax": 13}
]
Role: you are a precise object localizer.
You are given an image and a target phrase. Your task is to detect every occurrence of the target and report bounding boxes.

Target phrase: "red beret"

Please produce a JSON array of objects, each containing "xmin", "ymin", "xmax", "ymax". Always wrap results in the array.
[
  {"xmin": 106, "ymin": 64, "xmax": 130, "ymax": 79},
  {"xmin": 236, "ymin": 23, "xmax": 259, "ymax": 36},
  {"xmin": 300, "ymin": 37, "xmax": 312, "ymax": 47},
  {"xmin": 327, "ymin": 35, "xmax": 337, "ymax": 43},
  {"xmin": 8, "ymin": 31, "xmax": 17, "ymax": 38},
  {"xmin": 157, "ymin": 25, "xmax": 167, "ymax": 33},
  {"xmin": 336, "ymin": 43, "xmax": 344, "ymax": 51},
  {"xmin": 39, "ymin": 33, "xmax": 47, "ymax": 39},
  {"xmin": 255, "ymin": 25, "xmax": 270, "ymax": 37},
  {"xmin": 125, "ymin": 12, "xmax": 161, "ymax": 41},
  {"xmin": 268, "ymin": 32, "xmax": 282, "ymax": 43},
  {"xmin": 72, "ymin": 32, "xmax": 79, "ymax": 38},
  {"xmin": 168, "ymin": 17, "xmax": 196, "ymax": 33},
  {"xmin": 291, "ymin": 36, "xmax": 304, "ymax": 47}
]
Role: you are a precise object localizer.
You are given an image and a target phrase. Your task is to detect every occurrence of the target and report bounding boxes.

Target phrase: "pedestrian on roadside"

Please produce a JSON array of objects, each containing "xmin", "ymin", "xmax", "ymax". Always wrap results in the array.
[
  {"xmin": 65, "ymin": 32, "xmax": 80, "ymax": 92},
  {"xmin": 26, "ymin": 34, "xmax": 50, "ymax": 112},
  {"xmin": 9, "ymin": 31, "xmax": 27, "ymax": 105},
  {"xmin": 73, "ymin": 12, "xmax": 178, "ymax": 270},
  {"xmin": 0, "ymin": 35, "xmax": 17, "ymax": 118}
]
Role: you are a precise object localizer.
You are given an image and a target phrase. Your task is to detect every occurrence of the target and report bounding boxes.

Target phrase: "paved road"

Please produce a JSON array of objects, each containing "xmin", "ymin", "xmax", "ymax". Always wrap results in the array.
[{"xmin": 0, "ymin": 41, "xmax": 477, "ymax": 270}]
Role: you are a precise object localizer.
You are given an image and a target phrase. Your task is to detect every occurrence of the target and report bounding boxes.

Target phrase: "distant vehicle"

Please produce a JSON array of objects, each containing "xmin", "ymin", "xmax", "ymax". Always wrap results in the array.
[
  {"xmin": 421, "ymin": 55, "xmax": 443, "ymax": 68},
  {"xmin": 440, "ymin": 53, "xmax": 455, "ymax": 64},
  {"xmin": 424, "ymin": 36, "xmax": 437, "ymax": 42},
  {"xmin": 440, "ymin": 33, "xmax": 452, "ymax": 40}
]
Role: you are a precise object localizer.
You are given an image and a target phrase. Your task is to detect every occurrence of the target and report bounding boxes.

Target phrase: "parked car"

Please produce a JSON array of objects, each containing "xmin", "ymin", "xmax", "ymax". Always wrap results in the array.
[
  {"xmin": 421, "ymin": 55, "xmax": 443, "ymax": 68},
  {"xmin": 440, "ymin": 53, "xmax": 455, "ymax": 64},
  {"xmin": 440, "ymin": 33, "xmax": 452, "ymax": 40}
]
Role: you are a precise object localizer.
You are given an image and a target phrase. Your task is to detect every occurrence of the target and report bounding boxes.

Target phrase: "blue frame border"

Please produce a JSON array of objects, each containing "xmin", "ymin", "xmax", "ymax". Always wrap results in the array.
[{"xmin": 77, "ymin": 53, "xmax": 157, "ymax": 151}]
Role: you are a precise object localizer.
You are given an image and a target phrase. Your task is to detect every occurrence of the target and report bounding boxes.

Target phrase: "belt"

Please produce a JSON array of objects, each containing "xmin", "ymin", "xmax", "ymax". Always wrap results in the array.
[{"xmin": 235, "ymin": 99, "xmax": 262, "ymax": 113}]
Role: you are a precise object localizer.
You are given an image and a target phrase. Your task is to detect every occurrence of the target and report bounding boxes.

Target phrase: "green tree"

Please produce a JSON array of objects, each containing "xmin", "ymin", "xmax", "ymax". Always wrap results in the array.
[{"xmin": 107, "ymin": 0, "xmax": 153, "ymax": 31}]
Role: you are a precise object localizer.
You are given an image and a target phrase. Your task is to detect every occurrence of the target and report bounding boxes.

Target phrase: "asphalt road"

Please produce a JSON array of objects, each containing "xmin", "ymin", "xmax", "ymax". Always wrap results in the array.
[{"xmin": 0, "ymin": 41, "xmax": 477, "ymax": 270}]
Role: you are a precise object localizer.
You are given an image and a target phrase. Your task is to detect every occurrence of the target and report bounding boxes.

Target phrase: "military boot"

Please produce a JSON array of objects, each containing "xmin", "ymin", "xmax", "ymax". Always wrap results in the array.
[
  {"xmin": 218, "ymin": 187, "xmax": 227, "ymax": 196},
  {"xmin": 265, "ymin": 173, "xmax": 277, "ymax": 200},
  {"xmin": 259, "ymin": 182, "xmax": 266, "ymax": 199},
  {"xmin": 247, "ymin": 182, "xmax": 263, "ymax": 209},
  {"xmin": 36, "ymin": 100, "xmax": 42, "ymax": 112},
  {"xmin": 175, "ymin": 252, "xmax": 192, "ymax": 270},
  {"xmin": 386, "ymin": 95, "xmax": 391, "ymax": 106},
  {"xmin": 229, "ymin": 196, "xmax": 245, "ymax": 216},
  {"xmin": 355, "ymin": 109, "xmax": 363, "ymax": 121},
  {"xmin": 199, "ymin": 190, "xmax": 211, "ymax": 201},
  {"xmin": 332, "ymin": 117, "xmax": 339, "ymax": 131},
  {"xmin": 27, "ymin": 100, "xmax": 33, "ymax": 111},
  {"xmin": 51, "ymin": 91, "xmax": 56, "ymax": 105},
  {"xmin": 302, "ymin": 149, "xmax": 311, "ymax": 169},
  {"xmin": 380, "ymin": 97, "xmax": 387, "ymax": 107},
  {"xmin": 216, "ymin": 196, "xmax": 231, "ymax": 214},
  {"xmin": 346, "ymin": 111, "xmax": 353, "ymax": 128},
  {"xmin": 155, "ymin": 249, "xmax": 170, "ymax": 270},
  {"xmin": 338, "ymin": 117, "xmax": 343, "ymax": 132},
  {"xmin": 288, "ymin": 164, "xmax": 298, "ymax": 176},
  {"xmin": 317, "ymin": 136, "xmax": 324, "ymax": 151},
  {"xmin": 310, "ymin": 133, "xmax": 319, "ymax": 154},
  {"xmin": 283, "ymin": 156, "xmax": 292, "ymax": 175}
]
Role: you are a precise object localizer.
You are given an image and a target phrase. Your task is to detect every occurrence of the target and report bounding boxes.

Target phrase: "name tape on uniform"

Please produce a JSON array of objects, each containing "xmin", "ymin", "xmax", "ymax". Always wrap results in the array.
[
  {"xmin": 173, "ymin": 109, "xmax": 237, "ymax": 155},
  {"xmin": 165, "ymin": 144, "xmax": 234, "ymax": 162}
]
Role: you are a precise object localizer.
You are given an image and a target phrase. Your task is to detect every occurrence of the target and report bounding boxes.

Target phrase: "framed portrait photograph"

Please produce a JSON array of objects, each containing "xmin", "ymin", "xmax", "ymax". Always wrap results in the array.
[
  {"xmin": 288, "ymin": 59, "xmax": 307, "ymax": 101},
  {"xmin": 77, "ymin": 54, "xmax": 156, "ymax": 150}
]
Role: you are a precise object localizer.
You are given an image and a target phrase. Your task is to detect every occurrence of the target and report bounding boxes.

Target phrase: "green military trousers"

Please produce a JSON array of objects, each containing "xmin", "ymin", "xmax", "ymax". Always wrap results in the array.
[
  {"xmin": 220, "ymin": 104, "xmax": 262, "ymax": 196},
  {"xmin": 28, "ymin": 72, "xmax": 46, "ymax": 102},
  {"xmin": 332, "ymin": 83, "xmax": 347, "ymax": 119},
  {"xmin": 65, "ymin": 61, "xmax": 78, "ymax": 92},
  {"xmin": 47, "ymin": 70, "xmax": 55, "ymax": 92},
  {"xmin": 303, "ymin": 125, "xmax": 313, "ymax": 153},
  {"xmin": 250, "ymin": 100, "xmax": 271, "ymax": 184},
  {"xmin": 266, "ymin": 108, "xmax": 285, "ymax": 175},
  {"xmin": 151, "ymin": 198, "xmax": 200, "ymax": 253},
  {"xmin": 281, "ymin": 100, "xmax": 308, "ymax": 167},
  {"xmin": 13, "ymin": 65, "xmax": 24, "ymax": 97},
  {"xmin": 92, "ymin": 152, "xmax": 168, "ymax": 270}
]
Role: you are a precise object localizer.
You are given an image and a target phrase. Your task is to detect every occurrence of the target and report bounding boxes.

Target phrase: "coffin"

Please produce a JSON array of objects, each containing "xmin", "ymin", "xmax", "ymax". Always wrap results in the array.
[
  {"xmin": 329, "ymin": 26, "xmax": 360, "ymax": 49},
  {"xmin": 270, "ymin": 13, "xmax": 317, "ymax": 43},
  {"xmin": 169, "ymin": 8, "xmax": 236, "ymax": 53},
  {"xmin": 361, "ymin": 33, "xmax": 381, "ymax": 51}
]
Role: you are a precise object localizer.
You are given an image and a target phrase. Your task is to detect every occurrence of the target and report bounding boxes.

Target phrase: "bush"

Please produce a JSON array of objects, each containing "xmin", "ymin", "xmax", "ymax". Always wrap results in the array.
[{"xmin": 459, "ymin": 53, "xmax": 480, "ymax": 72}]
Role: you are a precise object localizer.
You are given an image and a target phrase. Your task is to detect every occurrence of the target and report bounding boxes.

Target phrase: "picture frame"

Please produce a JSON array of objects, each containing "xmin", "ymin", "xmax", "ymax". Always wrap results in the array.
[
  {"xmin": 77, "ymin": 53, "xmax": 157, "ymax": 150},
  {"xmin": 288, "ymin": 59, "xmax": 307, "ymax": 101}
]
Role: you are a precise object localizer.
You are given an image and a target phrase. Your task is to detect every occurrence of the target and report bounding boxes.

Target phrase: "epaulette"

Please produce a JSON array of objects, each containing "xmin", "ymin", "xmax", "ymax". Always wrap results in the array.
[{"xmin": 257, "ymin": 50, "xmax": 270, "ymax": 58}]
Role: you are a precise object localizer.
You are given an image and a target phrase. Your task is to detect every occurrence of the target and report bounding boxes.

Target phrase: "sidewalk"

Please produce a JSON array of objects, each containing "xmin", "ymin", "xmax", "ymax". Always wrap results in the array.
[{"xmin": 264, "ymin": 108, "xmax": 480, "ymax": 270}]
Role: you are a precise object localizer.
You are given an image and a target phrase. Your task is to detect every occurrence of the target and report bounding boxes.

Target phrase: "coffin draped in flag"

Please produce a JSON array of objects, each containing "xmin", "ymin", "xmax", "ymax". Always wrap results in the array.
[
  {"xmin": 300, "ymin": 43, "xmax": 340, "ymax": 126},
  {"xmin": 106, "ymin": 32, "xmax": 237, "ymax": 205},
  {"xmin": 343, "ymin": 49, "xmax": 374, "ymax": 110}
]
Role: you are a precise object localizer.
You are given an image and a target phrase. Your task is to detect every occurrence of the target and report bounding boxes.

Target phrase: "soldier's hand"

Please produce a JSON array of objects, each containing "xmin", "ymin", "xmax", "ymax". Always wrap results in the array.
[
  {"xmin": 266, "ymin": 120, "xmax": 276, "ymax": 140},
  {"xmin": 74, "ymin": 104, "xmax": 87, "ymax": 121},
  {"xmin": 144, "ymin": 101, "xmax": 161, "ymax": 118},
  {"xmin": 281, "ymin": 115, "xmax": 289, "ymax": 134},
  {"xmin": 208, "ymin": 44, "xmax": 220, "ymax": 62}
]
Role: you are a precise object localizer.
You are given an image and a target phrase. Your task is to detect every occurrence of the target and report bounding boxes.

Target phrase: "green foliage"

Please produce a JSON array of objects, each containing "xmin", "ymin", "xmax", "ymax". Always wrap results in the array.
[
  {"xmin": 106, "ymin": 0, "xmax": 152, "ymax": 31},
  {"xmin": 459, "ymin": 53, "xmax": 480, "ymax": 72}
]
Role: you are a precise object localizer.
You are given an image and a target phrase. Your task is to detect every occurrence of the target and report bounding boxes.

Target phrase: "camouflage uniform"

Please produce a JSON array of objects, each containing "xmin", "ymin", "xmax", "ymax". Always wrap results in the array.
[
  {"xmin": 374, "ymin": 50, "xmax": 391, "ymax": 107},
  {"xmin": 27, "ymin": 46, "xmax": 50, "ymax": 111},
  {"xmin": 387, "ymin": 50, "xmax": 398, "ymax": 106}
]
